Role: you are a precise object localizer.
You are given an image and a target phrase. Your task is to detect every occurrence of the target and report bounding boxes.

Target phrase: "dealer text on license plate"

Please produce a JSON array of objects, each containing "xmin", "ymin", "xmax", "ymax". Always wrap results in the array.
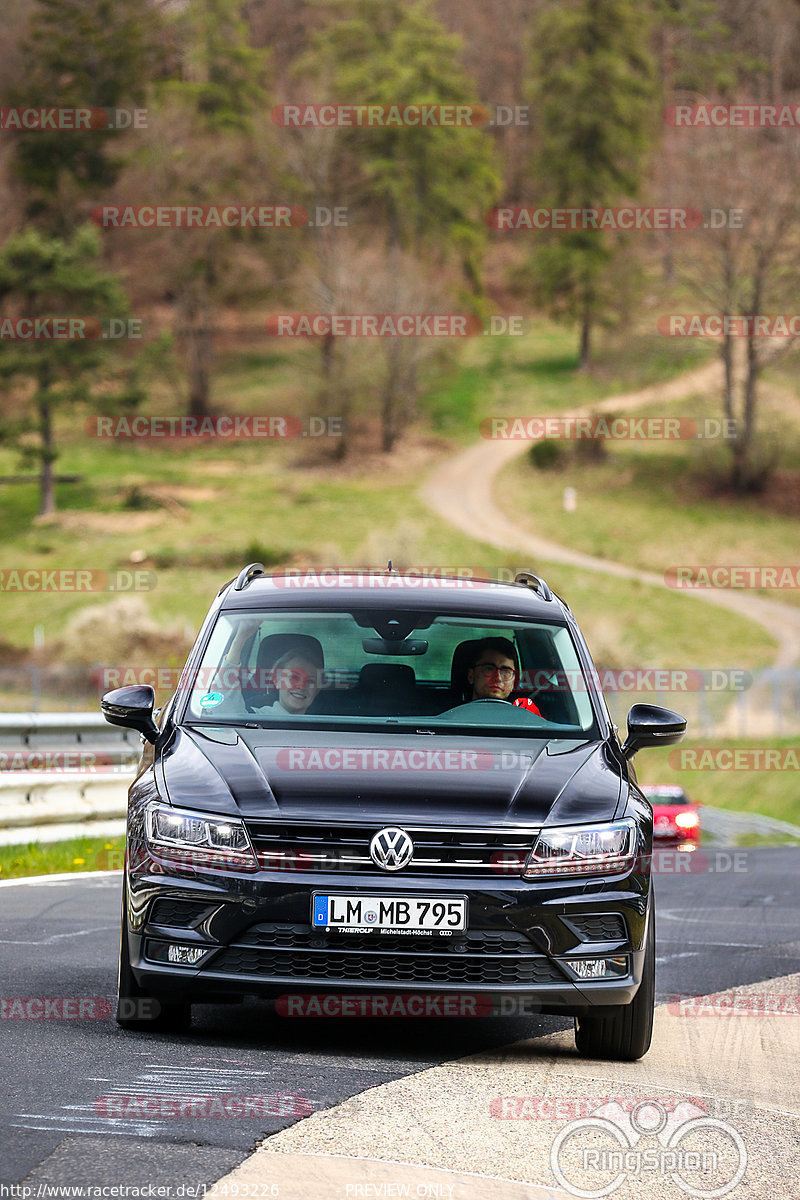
[{"xmin": 312, "ymin": 894, "xmax": 467, "ymax": 932}]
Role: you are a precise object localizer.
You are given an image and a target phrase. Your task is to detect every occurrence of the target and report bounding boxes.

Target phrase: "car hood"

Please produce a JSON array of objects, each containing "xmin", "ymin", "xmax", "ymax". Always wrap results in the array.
[{"xmin": 160, "ymin": 725, "xmax": 624, "ymax": 827}]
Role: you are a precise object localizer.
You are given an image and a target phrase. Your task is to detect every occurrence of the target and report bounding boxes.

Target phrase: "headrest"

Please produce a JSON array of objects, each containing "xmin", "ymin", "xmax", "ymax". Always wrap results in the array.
[{"xmin": 358, "ymin": 663, "xmax": 415, "ymax": 692}]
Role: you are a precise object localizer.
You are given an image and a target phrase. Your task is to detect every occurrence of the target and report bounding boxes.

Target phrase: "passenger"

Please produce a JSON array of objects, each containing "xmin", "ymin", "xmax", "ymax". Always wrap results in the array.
[
  {"xmin": 210, "ymin": 623, "xmax": 324, "ymax": 716},
  {"xmin": 256, "ymin": 647, "xmax": 323, "ymax": 716}
]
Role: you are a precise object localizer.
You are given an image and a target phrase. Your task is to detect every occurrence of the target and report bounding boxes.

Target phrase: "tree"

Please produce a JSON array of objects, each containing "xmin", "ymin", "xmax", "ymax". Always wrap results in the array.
[
  {"xmin": 299, "ymin": 0, "xmax": 501, "ymax": 273},
  {"xmin": 0, "ymin": 225, "xmax": 139, "ymax": 516},
  {"xmin": 289, "ymin": 0, "xmax": 501, "ymax": 450},
  {"xmin": 4, "ymin": 0, "xmax": 165, "ymax": 233},
  {"xmin": 668, "ymin": 126, "xmax": 800, "ymax": 492},
  {"xmin": 527, "ymin": 0, "xmax": 659, "ymax": 368},
  {"xmin": 104, "ymin": 0, "xmax": 279, "ymax": 418}
]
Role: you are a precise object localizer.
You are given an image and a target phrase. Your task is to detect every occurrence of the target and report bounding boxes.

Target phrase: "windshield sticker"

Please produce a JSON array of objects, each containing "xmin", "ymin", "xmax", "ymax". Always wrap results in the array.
[{"xmin": 199, "ymin": 691, "xmax": 224, "ymax": 708}]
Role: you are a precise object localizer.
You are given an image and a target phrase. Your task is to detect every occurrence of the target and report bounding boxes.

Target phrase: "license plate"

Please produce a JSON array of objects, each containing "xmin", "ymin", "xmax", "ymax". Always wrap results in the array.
[{"xmin": 312, "ymin": 894, "xmax": 467, "ymax": 933}]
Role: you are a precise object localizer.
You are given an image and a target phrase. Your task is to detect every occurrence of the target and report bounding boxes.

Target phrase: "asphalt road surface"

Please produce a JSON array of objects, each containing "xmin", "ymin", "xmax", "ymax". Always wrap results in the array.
[{"xmin": 1, "ymin": 846, "xmax": 798, "ymax": 1190}]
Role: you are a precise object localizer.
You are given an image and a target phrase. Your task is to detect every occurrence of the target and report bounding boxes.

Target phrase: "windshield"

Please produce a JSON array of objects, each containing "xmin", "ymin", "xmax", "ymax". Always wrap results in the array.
[{"xmin": 179, "ymin": 609, "xmax": 599, "ymax": 736}]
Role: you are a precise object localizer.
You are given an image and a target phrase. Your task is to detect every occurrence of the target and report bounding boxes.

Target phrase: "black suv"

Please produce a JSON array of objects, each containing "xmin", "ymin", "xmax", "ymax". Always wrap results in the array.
[{"xmin": 102, "ymin": 566, "xmax": 686, "ymax": 1061}]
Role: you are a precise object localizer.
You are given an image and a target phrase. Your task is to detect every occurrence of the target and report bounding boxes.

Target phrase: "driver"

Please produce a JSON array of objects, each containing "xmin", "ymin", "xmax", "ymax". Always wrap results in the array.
[{"xmin": 467, "ymin": 638, "xmax": 541, "ymax": 714}]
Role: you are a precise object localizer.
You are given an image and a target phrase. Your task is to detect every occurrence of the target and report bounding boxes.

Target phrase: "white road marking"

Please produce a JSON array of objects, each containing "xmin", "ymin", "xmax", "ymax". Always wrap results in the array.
[{"xmin": 0, "ymin": 870, "xmax": 121, "ymax": 888}]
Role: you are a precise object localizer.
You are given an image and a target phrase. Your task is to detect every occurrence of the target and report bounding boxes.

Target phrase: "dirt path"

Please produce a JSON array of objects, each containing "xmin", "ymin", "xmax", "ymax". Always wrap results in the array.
[{"xmin": 420, "ymin": 359, "xmax": 800, "ymax": 669}]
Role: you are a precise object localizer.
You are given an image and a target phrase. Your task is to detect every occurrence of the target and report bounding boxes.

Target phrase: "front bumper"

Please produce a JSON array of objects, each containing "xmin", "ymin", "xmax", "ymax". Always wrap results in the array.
[{"xmin": 125, "ymin": 844, "xmax": 651, "ymax": 1018}]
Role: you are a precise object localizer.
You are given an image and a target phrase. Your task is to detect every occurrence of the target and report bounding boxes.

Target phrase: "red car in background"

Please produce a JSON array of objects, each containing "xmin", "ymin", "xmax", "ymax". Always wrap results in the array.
[{"xmin": 641, "ymin": 785, "xmax": 701, "ymax": 845}]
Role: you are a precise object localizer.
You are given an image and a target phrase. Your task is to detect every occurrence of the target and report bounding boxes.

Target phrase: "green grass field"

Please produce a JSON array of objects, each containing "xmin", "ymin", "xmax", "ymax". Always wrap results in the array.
[
  {"xmin": 425, "ymin": 318, "xmax": 714, "ymax": 441},
  {"xmin": 635, "ymin": 738, "xmax": 800, "ymax": 829},
  {"xmin": 0, "ymin": 834, "xmax": 124, "ymax": 879},
  {"xmin": 0, "ymin": 316, "xmax": 789, "ymax": 717},
  {"xmin": 498, "ymin": 385, "xmax": 800, "ymax": 608}
]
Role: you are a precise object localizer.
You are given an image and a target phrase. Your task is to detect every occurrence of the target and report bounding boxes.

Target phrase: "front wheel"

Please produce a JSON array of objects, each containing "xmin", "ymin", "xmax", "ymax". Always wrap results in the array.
[
  {"xmin": 574, "ymin": 894, "xmax": 655, "ymax": 1062},
  {"xmin": 117, "ymin": 892, "xmax": 191, "ymax": 1033}
]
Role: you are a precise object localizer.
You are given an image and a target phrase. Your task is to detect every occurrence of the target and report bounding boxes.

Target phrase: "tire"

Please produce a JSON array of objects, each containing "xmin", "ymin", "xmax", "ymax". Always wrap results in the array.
[
  {"xmin": 573, "ymin": 894, "xmax": 655, "ymax": 1061},
  {"xmin": 117, "ymin": 889, "xmax": 192, "ymax": 1033}
]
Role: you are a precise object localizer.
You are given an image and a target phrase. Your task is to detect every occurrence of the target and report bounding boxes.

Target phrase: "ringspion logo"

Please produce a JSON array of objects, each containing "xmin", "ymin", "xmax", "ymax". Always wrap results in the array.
[{"xmin": 550, "ymin": 1099, "xmax": 746, "ymax": 1198}]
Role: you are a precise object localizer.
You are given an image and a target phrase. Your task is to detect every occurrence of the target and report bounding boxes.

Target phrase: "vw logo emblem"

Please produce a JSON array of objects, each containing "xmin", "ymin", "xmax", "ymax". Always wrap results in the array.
[{"xmin": 369, "ymin": 827, "xmax": 414, "ymax": 871}]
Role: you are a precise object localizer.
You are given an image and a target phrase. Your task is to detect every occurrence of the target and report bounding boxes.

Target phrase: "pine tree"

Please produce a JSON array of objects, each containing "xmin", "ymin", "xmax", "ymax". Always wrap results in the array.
[
  {"xmin": 6, "ymin": 0, "xmax": 165, "ymax": 232},
  {"xmin": 528, "ymin": 0, "xmax": 659, "ymax": 367},
  {"xmin": 0, "ymin": 225, "xmax": 136, "ymax": 515}
]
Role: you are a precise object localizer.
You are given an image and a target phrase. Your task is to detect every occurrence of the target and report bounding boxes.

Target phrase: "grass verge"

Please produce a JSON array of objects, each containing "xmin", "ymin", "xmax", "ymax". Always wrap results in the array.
[
  {"xmin": 636, "ymin": 738, "xmax": 800, "ymax": 826},
  {"xmin": 0, "ymin": 834, "xmax": 124, "ymax": 880}
]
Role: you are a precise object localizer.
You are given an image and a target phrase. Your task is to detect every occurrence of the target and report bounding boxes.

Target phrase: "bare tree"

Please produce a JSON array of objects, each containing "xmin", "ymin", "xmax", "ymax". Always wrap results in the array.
[{"xmin": 669, "ymin": 122, "xmax": 800, "ymax": 490}]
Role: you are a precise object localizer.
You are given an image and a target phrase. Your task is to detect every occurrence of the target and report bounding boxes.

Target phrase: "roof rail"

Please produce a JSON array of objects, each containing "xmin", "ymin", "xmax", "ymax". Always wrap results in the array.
[
  {"xmin": 233, "ymin": 561, "xmax": 266, "ymax": 591},
  {"xmin": 514, "ymin": 571, "xmax": 553, "ymax": 601}
]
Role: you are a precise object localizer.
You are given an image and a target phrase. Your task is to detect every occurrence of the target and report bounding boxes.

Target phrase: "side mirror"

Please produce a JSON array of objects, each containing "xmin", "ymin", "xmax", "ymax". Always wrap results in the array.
[
  {"xmin": 621, "ymin": 703, "xmax": 686, "ymax": 759},
  {"xmin": 101, "ymin": 684, "xmax": 159, "ymax": 744}
]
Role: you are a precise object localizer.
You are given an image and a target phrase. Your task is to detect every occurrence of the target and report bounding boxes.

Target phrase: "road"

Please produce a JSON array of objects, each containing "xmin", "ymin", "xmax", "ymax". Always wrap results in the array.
[
  {"xmin": 2, "ymin": 847, "xmax": 799, "ymax": 1189},
  {"xmin": 420, "ymin": 363, "xmax": 800, "ymax": 670}
]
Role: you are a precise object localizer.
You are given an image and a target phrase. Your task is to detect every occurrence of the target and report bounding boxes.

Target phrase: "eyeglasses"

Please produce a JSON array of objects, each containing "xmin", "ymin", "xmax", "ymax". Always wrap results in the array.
[{"xmin": 474, "ymin": 662, "xmax": 515, "ymax": 681}]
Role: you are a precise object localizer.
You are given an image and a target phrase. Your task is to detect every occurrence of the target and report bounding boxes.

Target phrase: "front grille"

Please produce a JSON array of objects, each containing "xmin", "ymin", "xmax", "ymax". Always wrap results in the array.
[
  {"xmin": 239, "ymin": 922, "xmax": 534, "ymax": 955},
  {"xmin": 209, "ymin": 945, "xmax": 564, "ymax": 986},
  {"xmin": 245, "ymin": 821, "xmax": 535, "ymax": 876},
  {"xmin": 149, "ymin": 898, "xmax": 216, "ymax": 928},
  {"xmin": 565, "ymin": 914, "xmax": 627, "ymax": 942}
]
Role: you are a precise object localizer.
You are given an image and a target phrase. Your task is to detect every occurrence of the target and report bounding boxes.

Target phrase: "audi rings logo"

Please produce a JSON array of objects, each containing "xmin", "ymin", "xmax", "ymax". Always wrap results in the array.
[{"xmin": 369, "ymin": 827, "xmax": 414, "ymax": 871}]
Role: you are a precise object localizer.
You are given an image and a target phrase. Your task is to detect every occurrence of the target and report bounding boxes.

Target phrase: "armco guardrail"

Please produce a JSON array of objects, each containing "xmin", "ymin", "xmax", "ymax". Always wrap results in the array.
[{"xmin": 0, "ymin": 712, "xmax": 139, "ymax": 832}]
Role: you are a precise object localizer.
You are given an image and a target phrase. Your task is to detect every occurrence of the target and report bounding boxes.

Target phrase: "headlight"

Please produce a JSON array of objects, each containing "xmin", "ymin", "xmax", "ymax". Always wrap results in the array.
[
  {"xmin": 523, "ymin": 819, "xmax": 637, "ymax": 878},
  {"xmin": 145, "ymin": 804, "xmax": 257, "ymax": 872}
]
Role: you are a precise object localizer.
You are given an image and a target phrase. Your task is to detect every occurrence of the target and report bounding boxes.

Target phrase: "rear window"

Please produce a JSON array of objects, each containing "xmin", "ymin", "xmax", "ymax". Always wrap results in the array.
[{"xmin": 180, "ymin": 609, "xmax": 598, "ymax": 736}]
